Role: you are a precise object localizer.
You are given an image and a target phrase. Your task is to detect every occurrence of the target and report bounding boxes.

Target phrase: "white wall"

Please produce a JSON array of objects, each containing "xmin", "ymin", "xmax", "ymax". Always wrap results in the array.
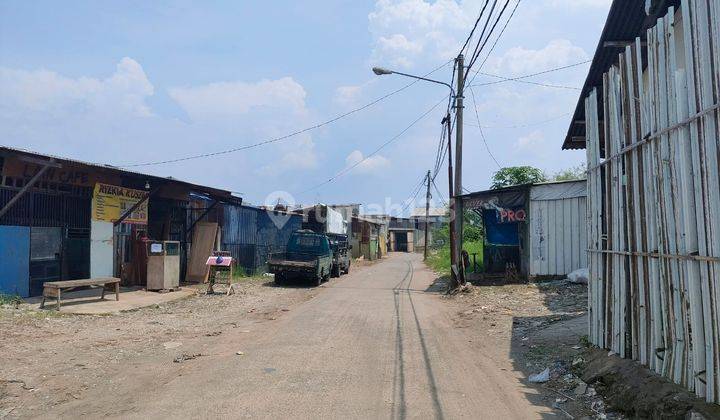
[
  {"xmin": 528, "ymin": 182, "xmax": 587, "ymax": 277},
  {"xmin": 90, "ymin": 220, "xmax": 114, "ymax": 278}
]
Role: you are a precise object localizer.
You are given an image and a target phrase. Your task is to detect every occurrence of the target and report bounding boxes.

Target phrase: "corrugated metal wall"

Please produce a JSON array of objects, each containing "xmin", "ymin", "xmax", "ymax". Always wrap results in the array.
[
  {"xmin": 222, "ymin": 205, "xmax": 301, "ymax": 274},
  {"xmin": 584, "ymin": 2, "xmax": 720, "ymax": 403},
  {"xmin": 528, "ymin": 194, "xmax": 587, "ymax": 277}
]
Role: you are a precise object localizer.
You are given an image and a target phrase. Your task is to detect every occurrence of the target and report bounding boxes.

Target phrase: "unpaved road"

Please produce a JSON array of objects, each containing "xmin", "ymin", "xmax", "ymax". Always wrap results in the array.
[{"xmin": 2, "ymin": 253, "xmax": 552, "ymax": 419}]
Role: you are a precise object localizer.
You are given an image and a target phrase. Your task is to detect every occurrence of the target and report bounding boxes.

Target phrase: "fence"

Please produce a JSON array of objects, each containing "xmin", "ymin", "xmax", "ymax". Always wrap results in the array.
[
  {"xmin": 222, "ymin": 205, "xmax": 302, "ymax": 275},
  {"xmin": 585, "ymin": 1, "xmax": 719, "ymax": 403}
]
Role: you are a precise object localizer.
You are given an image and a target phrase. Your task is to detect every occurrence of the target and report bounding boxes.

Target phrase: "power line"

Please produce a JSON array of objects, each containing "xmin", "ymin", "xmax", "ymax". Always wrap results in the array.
[
  {"xmin": 459, "ymin": 0, "xmax": 492, "ymax": 56},
  {"xmin": 468, "ymin": 59, "xmax": 591, "ymax": 89},
  {"xmin": 119, "ymin": 60, "xmax": 453, "ymax": 168},
  {"xmin": 298, "ymin": 94, "xmax": 449, "ymax": 195},
  {"xmin": 467, "ymin": 0, "xmax": 522, "ymax": 86},
  {"xmin": 467, "ymin": 0, "xmax": 512, "ymax": 73},
  {"xmin": 431, "ymin": 178, "xmax": 447, "ymax": 206},
  {"xmin": 395, "ymin": 173, "xmax": 428, "ymax": 216},
  {"xmin": 464, "ymin": 111, "xmax": 572, "ymax": 129},
  {"xmin": 468, "ymin": 86, "xmax": 501, "ymax": 168}
]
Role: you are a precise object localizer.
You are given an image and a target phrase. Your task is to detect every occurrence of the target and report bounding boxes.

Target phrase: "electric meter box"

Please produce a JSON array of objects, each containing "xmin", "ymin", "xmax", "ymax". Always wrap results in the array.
[{"xmin": 146, "ymin": 241, "xmax": 180, "ymax": 290}]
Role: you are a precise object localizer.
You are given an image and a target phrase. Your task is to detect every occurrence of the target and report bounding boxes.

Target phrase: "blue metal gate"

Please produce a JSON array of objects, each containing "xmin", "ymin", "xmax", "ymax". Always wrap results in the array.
[{"xmin": 0, "ymin": 226, "xmax": 31, "ymax": 297}]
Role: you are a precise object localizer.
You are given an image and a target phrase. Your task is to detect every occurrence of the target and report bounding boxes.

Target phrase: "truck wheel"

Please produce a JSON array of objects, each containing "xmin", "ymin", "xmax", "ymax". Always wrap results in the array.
[
  {"xmin": 331, "ymin": 265, "xmax": 340, "ymax": 278},
  {"xmin": 274, "ymin": 273, "xmax": 284, "ymax": 286}
]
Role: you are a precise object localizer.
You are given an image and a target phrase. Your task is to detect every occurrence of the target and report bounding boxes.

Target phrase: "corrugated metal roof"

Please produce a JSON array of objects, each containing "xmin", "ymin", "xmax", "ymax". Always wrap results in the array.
[
  {"xmin": 0, "ymin": 145, "xmax": 241, "ymax": 203},
  {"xmin": 561, "ymin": 0, "xmax": 678, "ymax": 150}
]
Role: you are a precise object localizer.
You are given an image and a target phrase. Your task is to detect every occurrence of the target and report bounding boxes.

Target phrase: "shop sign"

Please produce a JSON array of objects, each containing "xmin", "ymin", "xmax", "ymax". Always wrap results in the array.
[{"xmin": 92, "ymin": 183, "xmax": 148, "ymax": 224}]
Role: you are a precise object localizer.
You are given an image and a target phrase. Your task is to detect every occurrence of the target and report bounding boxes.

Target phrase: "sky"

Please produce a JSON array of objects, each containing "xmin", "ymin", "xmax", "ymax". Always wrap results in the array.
[{"xmin": 0, "ymin": 0, "xmax": 612, "ymax": 214}]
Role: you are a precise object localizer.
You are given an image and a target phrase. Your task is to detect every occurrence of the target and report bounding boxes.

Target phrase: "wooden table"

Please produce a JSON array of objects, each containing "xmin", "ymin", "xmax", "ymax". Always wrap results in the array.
[{"xmin": 41, "ymin": 278, "xmax": 120, "ymax": 311}]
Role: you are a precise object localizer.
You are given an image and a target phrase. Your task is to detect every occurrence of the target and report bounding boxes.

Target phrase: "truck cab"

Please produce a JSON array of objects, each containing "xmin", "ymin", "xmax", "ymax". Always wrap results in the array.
[{"xmin": 268, "ymin": 230, "xmax": 333, "ymax": 286}]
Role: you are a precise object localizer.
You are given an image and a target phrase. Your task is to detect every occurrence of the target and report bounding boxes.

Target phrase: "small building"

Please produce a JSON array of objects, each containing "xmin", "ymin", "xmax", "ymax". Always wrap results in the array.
[
  {"xmin": 362, "ymin": 214, "xmax": 390, "ymax": 257},
  {"xmin": 460, "ymin": 180, "xmax": 587, "ymax": 281},
  {"xmin": 351, "ymin": 216, "xmax": 382, "ymax": 260},
  {"xmin": 0, "ymin": 146, "xmax": 243, "ymax": 296},
  {"xmin": 221, "ymin": 205, "xmax": 302, "ymax": 275},
  {"xmin": 387, "ymin": 217, "xmax": 415, "ymax": 253}
]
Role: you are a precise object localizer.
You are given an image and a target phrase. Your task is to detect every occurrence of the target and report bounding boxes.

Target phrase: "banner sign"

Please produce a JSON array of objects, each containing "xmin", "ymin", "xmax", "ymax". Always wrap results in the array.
[{"xmin": 92, "ymin": 183, "xmax": 148, "ymax": 224}]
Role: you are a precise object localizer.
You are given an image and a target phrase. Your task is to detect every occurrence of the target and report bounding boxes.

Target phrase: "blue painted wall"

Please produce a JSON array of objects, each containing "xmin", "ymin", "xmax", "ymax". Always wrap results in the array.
[{"xmin": 0, "ymin": 226, "xmax": 30, "ymax": 297}]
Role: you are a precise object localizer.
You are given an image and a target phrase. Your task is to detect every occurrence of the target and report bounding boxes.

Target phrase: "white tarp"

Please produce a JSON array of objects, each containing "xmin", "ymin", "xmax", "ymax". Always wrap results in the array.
[{"xmin": 325, "ymin": 206, "xmax": 347, "ymax": 235}]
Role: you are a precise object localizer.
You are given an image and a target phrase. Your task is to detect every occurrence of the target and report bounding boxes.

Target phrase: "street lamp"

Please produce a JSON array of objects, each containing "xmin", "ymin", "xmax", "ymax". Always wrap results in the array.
[
  {"xmin": 372, "ymin": 63, "xmax": 464, "ymax": 287},
  {"xmin": 371, "ymin": 67, "xmax": 456, "ymax": 98}
]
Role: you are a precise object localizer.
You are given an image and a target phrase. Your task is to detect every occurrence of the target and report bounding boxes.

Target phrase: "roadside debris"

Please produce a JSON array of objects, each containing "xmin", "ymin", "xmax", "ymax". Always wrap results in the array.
[
  {"xmin": 163, "ymin": 341, "xmax": 182, "ymax": 349},
  {"xmin": 236, "ymin": 351, "xmax": 245, "ymax": 356},
  {"xmin": 529, "ymin": 368, "xmax": 550, "ymax": 383},
  {"xmin": 173, "ymin": 353, "xmax": 202, "ymax": 363},
  {"xmin": 566, "ymin": 268, "xmax": 589, "ymax": 284}
]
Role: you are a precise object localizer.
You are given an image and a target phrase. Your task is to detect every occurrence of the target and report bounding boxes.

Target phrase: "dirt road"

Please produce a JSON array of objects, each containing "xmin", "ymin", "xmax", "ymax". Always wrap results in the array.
[{"xmin": 3, "ymin": 253, "xmax": 553, "ymax": 419}]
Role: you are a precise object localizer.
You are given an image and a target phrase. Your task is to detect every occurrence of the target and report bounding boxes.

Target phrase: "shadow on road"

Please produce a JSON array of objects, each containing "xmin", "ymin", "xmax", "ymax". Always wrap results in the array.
[{"xmin": 392, "ymin": 259, "xmax": 445, "ymax": 420}]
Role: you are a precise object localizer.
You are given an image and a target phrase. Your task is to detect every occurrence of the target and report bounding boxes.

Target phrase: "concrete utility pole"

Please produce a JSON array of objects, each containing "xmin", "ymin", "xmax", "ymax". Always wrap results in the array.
[
  {"xmin": 453, "ymin": 54, "xmax": 465, "ymax": 285},
  {"xmin": 444, "ymin": 114, "xmax": 457, "ymax": 286},
  {"xmin": 423, "ymin": 169, "xmax": 431, "ymax": 261}
]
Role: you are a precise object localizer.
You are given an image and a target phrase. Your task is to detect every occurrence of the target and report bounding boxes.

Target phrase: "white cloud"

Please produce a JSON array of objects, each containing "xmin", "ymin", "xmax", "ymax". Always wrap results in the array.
[
  {"xmin": 515, "ymin": 130, "xmax": 545, "ymax": 150},
  {"xmin": 169, "ymin": 76, "xmax": 319, "ymax": 175},
  {"xmin": 168, "ymin": 77, "xmax": 307, "ymax": 121},
  {"xmin": 0, "ymin": 57, "xmax": 154, "ymax": 118},
  {"xmin": 345, "ymin": 150, "xmax": 391, "ymax": 174},
  {"xmin": 545, "ymin": 0, "xmax": 611, "ymax": 8},
  {"xmin": 483, "ymin": 39, "xmax": 589, "ymax": 76},
  {"xmin": 368, "ymin": 0, "xmax": 475, "ymax": 68}
]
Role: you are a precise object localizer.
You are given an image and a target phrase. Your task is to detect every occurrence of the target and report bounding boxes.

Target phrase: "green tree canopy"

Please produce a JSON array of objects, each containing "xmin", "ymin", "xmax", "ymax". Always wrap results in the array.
[
  {"xmin": 490, "ymin": 166, "xmax": 547, "ymax": 189},
  {"xmin": 552, "ymin": 164, "xmax": 586, "ymax": 181}
]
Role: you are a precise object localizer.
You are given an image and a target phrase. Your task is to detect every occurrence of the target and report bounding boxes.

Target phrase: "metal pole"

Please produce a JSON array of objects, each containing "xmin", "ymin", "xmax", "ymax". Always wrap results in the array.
[
  {"xmin": 454, "ymin": 54, "xmax": 465, "ymax": 285},
  {"xmin": 424, "ymin": 170, "xmax": 431, "ymax": 260}
]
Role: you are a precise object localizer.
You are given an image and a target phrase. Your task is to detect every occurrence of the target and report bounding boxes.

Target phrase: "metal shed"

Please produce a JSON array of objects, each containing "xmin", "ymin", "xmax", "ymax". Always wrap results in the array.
[
  {"xmin": 461, "ymin": 180, "xmax": 587, "ymax": 281},
  {"xmin": 528, "ymin": 181, "xmax": 587, "ymax": 278},
  {"xmin": 222, "ymin": 205, "xmax": 302, "ymax": 275}
]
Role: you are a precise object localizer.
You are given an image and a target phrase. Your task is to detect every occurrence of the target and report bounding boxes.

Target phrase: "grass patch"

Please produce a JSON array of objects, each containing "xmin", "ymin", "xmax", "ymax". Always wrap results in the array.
[
  {"xmin": 0, "ymin": 293, "xmax": 23, "ymax": 307},
  {"xmin": 426, "ymin": 241, "xmax": 483, "ymax": 275}
]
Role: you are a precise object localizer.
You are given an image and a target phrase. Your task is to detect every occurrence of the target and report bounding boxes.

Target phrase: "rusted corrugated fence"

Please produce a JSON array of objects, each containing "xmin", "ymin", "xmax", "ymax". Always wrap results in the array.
[{"xmin": 585, "ymin": 1, "xmax": 720, "ymax": 403}]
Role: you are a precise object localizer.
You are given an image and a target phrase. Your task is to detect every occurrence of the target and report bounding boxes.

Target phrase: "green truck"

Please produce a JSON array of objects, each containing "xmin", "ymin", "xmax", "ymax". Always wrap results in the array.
[{"xmin": 268, "ymin": 230, "xmax": 333, "ymax": 286}]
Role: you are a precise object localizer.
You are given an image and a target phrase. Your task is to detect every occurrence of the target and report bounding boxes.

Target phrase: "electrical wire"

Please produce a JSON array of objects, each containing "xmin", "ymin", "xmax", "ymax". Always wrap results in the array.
[
  {"xmin": 468, "ymin": 86, "xmax": 501, "ymax": 168},
  {"xmin": 464, "ymin": 111, "xmax": 572, "ymax": 129},
  {"xmin": 431, "ymin": 178, "xmax": 447, "ymax": 206},
  {"xmin": 119, "ymin": 60, "xmax": 453, "ymax": 168},
  {"xmin": 467, "ymin": 60, "xmax": 591, "ymax": 89},
  {"xmin": 394, "ymin": 173, "xmax": 428, "ymax": 216},
  {"xmin": 298, "ymin": 94, "xmax": 449, "ymax": 195},
  {"xmin": 459, "ymin": 0, "xmax": 492, "ymax": 56},
  {"xmin": 466, "ymin": 0, "xmax": 521, "ymax": 86},
  {"xmin": 467, "ymin": 0, "xmax": 511, "ymax": 73}
]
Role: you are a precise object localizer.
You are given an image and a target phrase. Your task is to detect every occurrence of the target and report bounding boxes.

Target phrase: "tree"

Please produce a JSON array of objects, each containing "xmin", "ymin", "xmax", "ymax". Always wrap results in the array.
[
  {"xmin": 552, "ymin": 164, "xmax": 586, "ymax": 181},
  {"xmin": 490, "ymin": 166, "xmax": 547, "ymax": 189}
]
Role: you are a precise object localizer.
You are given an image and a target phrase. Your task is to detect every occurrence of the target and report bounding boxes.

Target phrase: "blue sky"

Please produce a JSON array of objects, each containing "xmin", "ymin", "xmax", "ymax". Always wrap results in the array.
[{"xmin": 0, "ymin": 0, "xmax": 611, "ymax": 214}]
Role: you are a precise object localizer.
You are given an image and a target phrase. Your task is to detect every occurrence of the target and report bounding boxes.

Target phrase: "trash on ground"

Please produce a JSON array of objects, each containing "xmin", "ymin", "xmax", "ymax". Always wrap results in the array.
[{"xmin": 529, "ymin": 368, "xmax": 551, "ymax": 383}]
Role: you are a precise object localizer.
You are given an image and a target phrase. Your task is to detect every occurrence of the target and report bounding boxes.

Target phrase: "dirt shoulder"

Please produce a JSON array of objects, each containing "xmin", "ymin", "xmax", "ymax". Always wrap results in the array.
[
  {"xmin": 437, "ymin": 277, "xmax": 625, "ymax": 419},
  {"xmin": 0, "ymin": 278, "xmax": 317, "ymax": 418}
]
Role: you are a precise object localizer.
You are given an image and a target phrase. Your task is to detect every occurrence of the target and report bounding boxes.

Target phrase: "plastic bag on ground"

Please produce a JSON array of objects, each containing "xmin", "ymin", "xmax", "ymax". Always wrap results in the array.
[{"xmin": 567, "ymin": 268, "xmax": 589, "ymax": 284}]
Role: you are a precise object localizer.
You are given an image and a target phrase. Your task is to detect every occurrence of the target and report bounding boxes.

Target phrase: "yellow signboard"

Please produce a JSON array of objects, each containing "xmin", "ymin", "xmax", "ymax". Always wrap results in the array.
[{"xmin": 92, "ymin": 183, "xmax": 148, "ymax": 224}]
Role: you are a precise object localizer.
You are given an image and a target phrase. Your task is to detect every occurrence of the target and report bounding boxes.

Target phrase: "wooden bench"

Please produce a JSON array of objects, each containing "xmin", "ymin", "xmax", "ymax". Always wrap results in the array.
[{"xmin": 41, "ymin": 278, "xmax": 121, "ymax": 311}]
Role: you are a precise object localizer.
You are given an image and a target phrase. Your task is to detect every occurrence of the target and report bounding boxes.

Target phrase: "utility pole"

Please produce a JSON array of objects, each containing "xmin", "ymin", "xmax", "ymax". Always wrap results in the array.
[
  {"xmin": 444, "ymin": 114, "xmax": 457, "ymax": 286},
  {"xmin": 423, "ymin": 170, "xmax": 431, "ymax": 261},
  {"xmin": 453, "ymin": 54, "xmax": 465, "ymax": 285}
]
